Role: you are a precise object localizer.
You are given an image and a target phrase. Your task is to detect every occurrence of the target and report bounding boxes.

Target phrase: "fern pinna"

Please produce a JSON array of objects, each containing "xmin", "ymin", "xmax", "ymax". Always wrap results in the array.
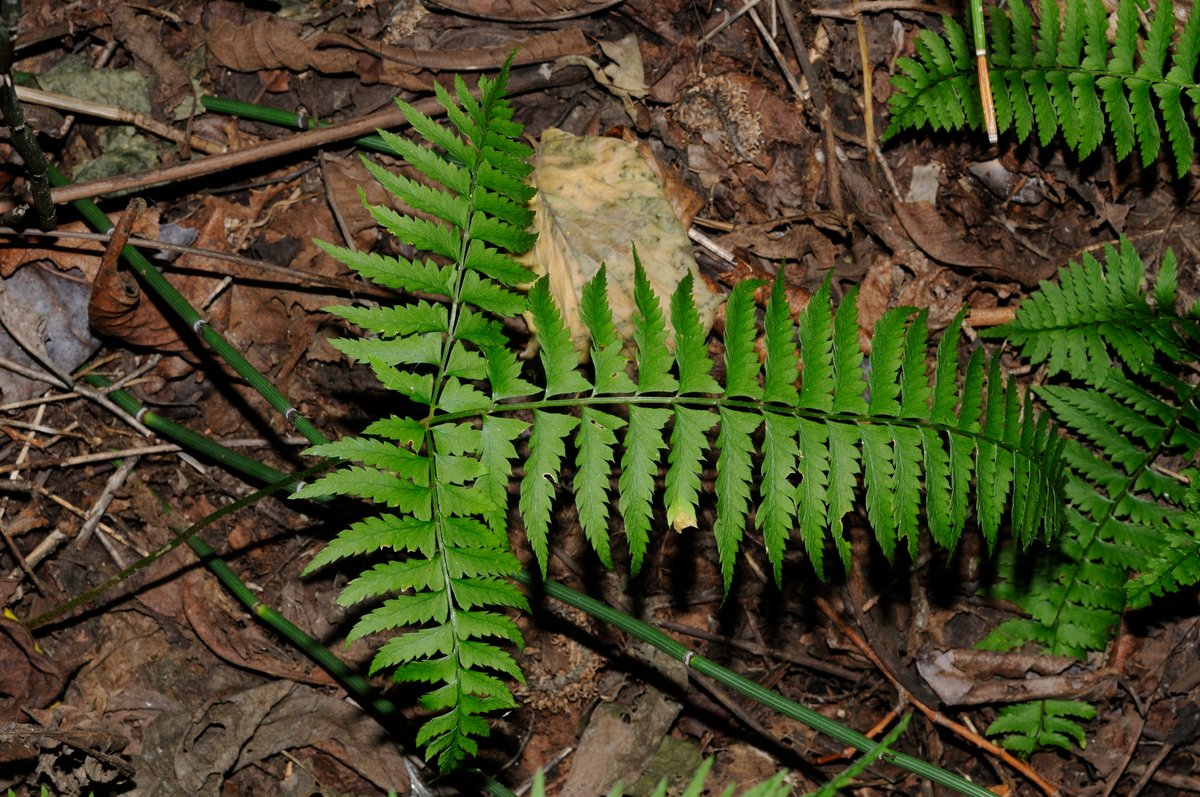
[
  {"xmin": 885, "ymin": 0, "xmax": 1200, "ymax": 177},
  {"xmin": 297, "ymin": 62, "xmax": 1064, "ymax": 771},
  {"xmin": 976, "ymin": 240, "xmax": 1200, "ymax": 752}
]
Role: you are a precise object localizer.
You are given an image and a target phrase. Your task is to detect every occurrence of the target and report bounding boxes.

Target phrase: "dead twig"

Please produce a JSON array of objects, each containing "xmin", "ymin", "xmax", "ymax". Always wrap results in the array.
[
  {"xmin": 0, "ymin": 65, "xmax": 586, "ymax": 212},
  {"xmin": 14, "ymin": 85, "xmax": 225, "ymax": 154}
]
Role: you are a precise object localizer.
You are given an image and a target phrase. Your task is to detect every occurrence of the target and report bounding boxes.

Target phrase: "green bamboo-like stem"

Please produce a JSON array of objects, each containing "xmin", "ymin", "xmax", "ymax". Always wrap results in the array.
[
  {"xmin": 516, "ymin": 572, "xmax": 998, "ymax": 797},
  {"xmin": 199, "ymin": 95, "xmax": 392, "ymax": 154},
  {"xmin": 186, "ymin": 535, "xmax": 395, "ymax": 719},
  {"xmin": 46, "ymin": 164, "xmax": 329, "ymax": 448},
  {"xmin": 82, "ymin": 373, "xmax": 288, "ymax": 486}
]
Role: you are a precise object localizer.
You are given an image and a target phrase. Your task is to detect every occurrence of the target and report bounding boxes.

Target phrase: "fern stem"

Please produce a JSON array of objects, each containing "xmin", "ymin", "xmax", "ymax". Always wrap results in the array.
[
  {"xmin": 186, "ymin": 535, "xmax": 397, "ymax": 719},
  {"xmin": 80, "ymin": 373, "xmax": 291, "ymax": 486},
  {"xmin": 517, "ymin": 572, "xmax": 999, "ymax": 797},
  {"xmin": 436, "ymin": 394, "xmax": 1048, "ymax": 470}
]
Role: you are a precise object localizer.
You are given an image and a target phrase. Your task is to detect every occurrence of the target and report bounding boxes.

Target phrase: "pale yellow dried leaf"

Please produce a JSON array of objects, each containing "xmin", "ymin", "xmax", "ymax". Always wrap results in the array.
[{"xmin": 522, "ymin": 128, "xmax": 722, "ymax": 352}]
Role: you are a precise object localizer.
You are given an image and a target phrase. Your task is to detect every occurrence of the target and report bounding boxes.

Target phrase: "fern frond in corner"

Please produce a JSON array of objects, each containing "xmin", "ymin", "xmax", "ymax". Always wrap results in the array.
[
  {"xmin": 885, "ymin": 0, "xmax": 1200, "ymax": 177},
  {"xmin": 986, "ymin": 699, "xmax": 1096, "ymax": 755},
  {"xmin": 981, "ymin": 239, "xmax": 1200, "ymax": 660},
  {"xmin": 296, "ymin": 59, "xmax": 538, "ymax": 772}
]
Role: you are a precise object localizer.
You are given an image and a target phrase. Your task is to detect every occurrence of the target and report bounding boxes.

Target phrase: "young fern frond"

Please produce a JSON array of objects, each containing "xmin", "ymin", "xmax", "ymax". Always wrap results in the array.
[
  {"xmin": 300, "ymin": 63, "xmax": 1067, "ymax": 771},
  {"xmin": 885, "ymin": 0, "xmax": 1200, "ymax": 177},
  {"xmin": 980, "ymin": 240, "xmax": 1200, "ymax": 660},
  {"xmin": 986, "ymin": 699, "xmax": 1097, "ymax": 755}
]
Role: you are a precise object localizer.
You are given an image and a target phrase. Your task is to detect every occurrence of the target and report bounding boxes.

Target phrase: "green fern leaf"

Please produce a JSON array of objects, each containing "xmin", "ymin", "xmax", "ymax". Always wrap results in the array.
[
  {"xmin": 620, "ymin": 406, "xmax": 672, "ymax": 572},
  {"xmin": 724, "ymin": 278, "xmax": 766, "ymax": 400},
  {"xmin": 860, "ymin": 424, "xmax": 899, "ymax": 560},
  {"xmin": 893, "ymin": 425, "xmax": 925, "ymax": 559},
  {"xmin": 308, "ymin": 56, "xmax": 1081, "ymax": 774},
  {"xmin": 575, "ymin": 407, "xmax": 625, "ymax": 568},
  {"xmin": 867, "ymin": 307, "xmax": 911, "ymax": 416},
  {"xmin": 302, "ymin": 57, "xmax": 550, "ymax": 771},
  {"xmin": 314, "ymin": 241, "xmax": 453, "ymax": 295},
  {"xmin": 795, "ymin": 419, "xmax": 833, "ymax": 577},
  {"xmin": 520, "ymin": 410, "xmax": 579, "ymax": 574},
  {"xmin": 672, "ymin": 273, "xmax": 722, "ymax": 395},
  {"xmin": 980, "ymin": 238, "xmax": 1200, "ymax": 684},
  {"xmin": 763, "ymin": 275, "xmax": 800, "ymax": 405},
  {"xmin": 885, "ymin": 0, "xmax": 1200, "ymax": 175},
  {"xmin": 528, "ymin": 277, "xmax": 592, "ymax": 398},
  {"xmin": 463, "ymin": 239, "xmax": 536, "ymax": 286},
  {"xmin": 760, "ymin": 411, "xmax": 799, "ymax": 583},
  {"xmin": 987, "ymin": 700, "xmax": 1096, "ymax": 755},
  {"xmin": 798, "ymin": 279, "xmax": 835, "ymax": 412},
  {"xmin": 826, "ymin": 422, "xmax": 862, "ymax": 571},
  {"xmin": 581, "ymin": 265, "xmax": 637, "ymax": 396},
  {"xmin": 832, "ymin": 288, "xmax": 867, "ymax": 414},
  {"xmin": 665, "ymin": 406, "xmax": 717, "ymax": 532},
  {"xmin": 899, "ymin": 310, "xmax": 932, "ymax": 419},
  {"xmin": 360, "ymin": 156, "xmax": 467, "ymax": 230},
  {"xmin": 632, "ymin": 252, "xmax": 679, "ymax": 395},
  {"xmin": 715, "ymin": 408, "xmax": 761, "ymax": 591}
]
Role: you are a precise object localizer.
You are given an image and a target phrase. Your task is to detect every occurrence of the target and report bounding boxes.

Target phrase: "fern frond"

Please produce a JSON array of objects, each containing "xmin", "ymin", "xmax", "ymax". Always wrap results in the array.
[
  {"xmin": 987, "ymin": 700, "xmax": 1096, "ymax": 755},
  {"xmin": 979, "ymin": 241, "xmax": 1200, "ymax": 770},
  {"xmin": 886, "ymin": 0, "xmax": 1200, "ymax": 176},
  {"xmin": 299, "ymin": 58, "xmax": 540, "ymax": 772},
  {"xmin": 307, "ymin": 59, "xmax": 1074, "ymax": 772}
]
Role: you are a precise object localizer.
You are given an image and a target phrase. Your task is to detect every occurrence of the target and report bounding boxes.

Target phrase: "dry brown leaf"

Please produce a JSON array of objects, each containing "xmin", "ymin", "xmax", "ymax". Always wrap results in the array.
[
  {"xmin": 892, "ymin": 200, "xmax": 989, "ymax": 270},
  {"xmin": 206, "ymin": 17, "xmax": 360, "ymax": 75},
  {"xmin": 423, "ymin": 0, "xmax": 623, "ymax": 21},
  {"xmin": 0, "ymin": 617, "xmax": 66, "ymax": 723},
  {"xmin": 555, "ymin": 34, "xmax": 647, "ymax": 116},
  {"xmin": 107, "ymin": 4, "xmax": 192, "ymax": 118},
  {"xmin": 207, "ymin": 14, "xmax": 589, "ymax": 89},
  {"xmin": 522, "ymin": 128, "xmax": 723, "ymax": 351}
]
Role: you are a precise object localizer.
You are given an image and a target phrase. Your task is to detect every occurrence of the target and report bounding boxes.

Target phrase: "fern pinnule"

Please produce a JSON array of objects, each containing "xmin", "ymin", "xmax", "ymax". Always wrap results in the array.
[{"xmin": 886, "ymin": 0, "xmax": 1200, "ymax": 177}]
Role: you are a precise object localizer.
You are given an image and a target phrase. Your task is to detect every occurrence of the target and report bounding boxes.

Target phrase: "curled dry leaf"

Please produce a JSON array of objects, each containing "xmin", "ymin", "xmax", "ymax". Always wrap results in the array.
[
  {"xmin": 206, "ymin": 15, "xmax": 590, "ymax": 89},
  {"xmin": 522, "ymin": 128, "xmax": 723, "ymax": 351},
  {"xmin": 424, "ymin": 0, "xmax": 624, "ymax": 21}
]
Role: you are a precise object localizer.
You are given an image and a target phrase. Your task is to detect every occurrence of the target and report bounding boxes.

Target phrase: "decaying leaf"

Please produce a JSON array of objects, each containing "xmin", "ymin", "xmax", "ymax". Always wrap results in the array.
[
  {"xmin": 523, "ymin": 128, "xmax": 723, "ymax": 351},
  {"xmin": 555, "ymin": 34, "xmax": 647, "ymax": 117},
  {"xmin": 423, "ymin": 0, "xmax": 623, "ymax": 21}
]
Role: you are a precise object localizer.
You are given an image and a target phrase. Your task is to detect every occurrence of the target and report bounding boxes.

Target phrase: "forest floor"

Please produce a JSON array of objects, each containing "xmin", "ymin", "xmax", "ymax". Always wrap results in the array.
[{"xmin": 1, "ymin": 0, "xmax": 1199, "ymax": 795}]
